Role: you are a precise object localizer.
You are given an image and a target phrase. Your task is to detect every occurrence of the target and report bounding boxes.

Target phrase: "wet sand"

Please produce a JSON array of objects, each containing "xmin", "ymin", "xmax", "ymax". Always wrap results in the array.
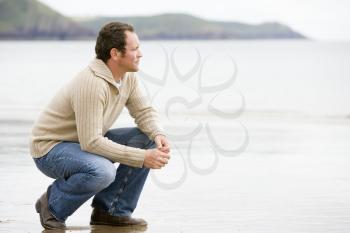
[{"xmin": 1, "ymin": 115, "xmax": 350, "ymax": 233}]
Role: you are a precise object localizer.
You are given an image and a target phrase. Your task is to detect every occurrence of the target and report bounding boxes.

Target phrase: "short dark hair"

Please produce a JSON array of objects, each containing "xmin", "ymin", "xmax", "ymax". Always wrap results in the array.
[{"xmin": 95, "ymin": 22, "xmax": 134, "ymax": 63}]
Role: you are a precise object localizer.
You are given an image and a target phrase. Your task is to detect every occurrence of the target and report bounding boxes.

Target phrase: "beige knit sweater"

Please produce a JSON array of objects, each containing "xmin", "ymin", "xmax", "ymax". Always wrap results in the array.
[{"xmin": 29, "ymin": 59, "xmax": 164, "ymax": 168}]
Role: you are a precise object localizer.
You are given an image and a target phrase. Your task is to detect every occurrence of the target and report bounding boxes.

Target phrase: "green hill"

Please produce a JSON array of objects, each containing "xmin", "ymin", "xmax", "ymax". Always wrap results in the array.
[
  {"xmin": 0, "ymin": 0, "xmax": 94, "ymax": 39},
  {"xmin": 79, "ymin": 13, "xmax": 306, "ymax": 40},
  {"xmin": 0, "ymin": 0, "xmax": 306, "ymax": 40}
]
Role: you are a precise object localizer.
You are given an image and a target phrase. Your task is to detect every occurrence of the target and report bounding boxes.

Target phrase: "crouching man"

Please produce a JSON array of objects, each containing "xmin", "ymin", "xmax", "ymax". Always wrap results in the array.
[{"xmin": 29, "ymin": 22, "xmax": 170, "ymax": 230}]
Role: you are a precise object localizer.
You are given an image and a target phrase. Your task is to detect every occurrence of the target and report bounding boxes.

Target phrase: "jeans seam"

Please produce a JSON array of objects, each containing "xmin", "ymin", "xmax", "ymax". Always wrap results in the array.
[{"xmin": 109, "ymin": 168, "xmax": 133, "ymax": 214}]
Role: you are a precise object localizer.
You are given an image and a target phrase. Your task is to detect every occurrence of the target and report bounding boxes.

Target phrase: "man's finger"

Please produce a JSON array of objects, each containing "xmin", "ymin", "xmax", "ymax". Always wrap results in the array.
[
  {"xmin": 161, "ymin": 153, "xmax": 171, "ymax": 159},
  {"xmin": 162, "ymin": 140, "xmax": 170, "ymax": 151},
  {"xmin": 159, "ymin": 146, "xmax": 170, "ymax": 153},
  {"xmin": 156, "ymin": 161, "xmax": 165, "ymax": 167},
  {"xmin": 158, "ymin": 156, "xmax": 168, "ymax": 164}
]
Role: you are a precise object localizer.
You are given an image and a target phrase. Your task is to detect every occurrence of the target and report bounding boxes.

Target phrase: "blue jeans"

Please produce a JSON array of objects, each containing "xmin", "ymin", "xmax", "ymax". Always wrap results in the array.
[{"xmin": 34, "ymin": 127, "xmax": 155, "ymax": 222}]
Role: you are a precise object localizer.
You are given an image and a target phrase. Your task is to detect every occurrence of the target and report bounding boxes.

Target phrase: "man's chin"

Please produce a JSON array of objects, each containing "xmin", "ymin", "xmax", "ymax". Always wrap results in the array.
[{"xmin": 132, "ymin": 66, "xmax": 139, "ymax": 72}]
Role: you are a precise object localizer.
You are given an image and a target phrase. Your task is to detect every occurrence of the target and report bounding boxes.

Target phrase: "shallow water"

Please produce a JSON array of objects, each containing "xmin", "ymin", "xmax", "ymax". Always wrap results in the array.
[{"xmin": 1, "ymin": 114, "xmax": 350, "ymax": 233}]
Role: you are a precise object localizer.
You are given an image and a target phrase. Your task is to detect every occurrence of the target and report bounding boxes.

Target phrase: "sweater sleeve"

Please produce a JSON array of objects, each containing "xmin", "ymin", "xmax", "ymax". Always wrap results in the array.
[
  {"xmin": 126, "ymin": 74, "xmax": 165, "ymax": 140},
  {"xmin": 71, "ymin": 76, "xmax": 146, "ymax": 168}
]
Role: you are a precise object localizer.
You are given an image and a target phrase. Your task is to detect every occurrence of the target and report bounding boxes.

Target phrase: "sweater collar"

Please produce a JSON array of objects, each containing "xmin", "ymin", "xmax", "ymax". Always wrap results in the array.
[{"xmin": 88, "ymin": 58, "xmax": 123, "ymax": 90}]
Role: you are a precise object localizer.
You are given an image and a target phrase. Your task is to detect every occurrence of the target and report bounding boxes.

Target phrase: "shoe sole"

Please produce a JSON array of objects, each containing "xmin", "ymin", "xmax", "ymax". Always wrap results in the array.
[{"xmin": 90, "ymin": 220, "xmax": 147, "ymax": 227}]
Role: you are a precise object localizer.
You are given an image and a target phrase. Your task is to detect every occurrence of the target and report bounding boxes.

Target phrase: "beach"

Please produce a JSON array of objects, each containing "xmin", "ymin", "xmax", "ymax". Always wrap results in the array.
[
  {"xmin": 1, "ymin": 112, "xmax": 350, "ymax": 232},
  {"xmin": 1, "ymin": 40, "xmax": 350, "ymax": 232}
]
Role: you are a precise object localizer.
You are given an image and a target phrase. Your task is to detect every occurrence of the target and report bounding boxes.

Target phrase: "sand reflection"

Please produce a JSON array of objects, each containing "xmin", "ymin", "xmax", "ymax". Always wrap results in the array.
[{"xmin": 41, "ymin": 225, "xmax": 147, "ymax": 233}]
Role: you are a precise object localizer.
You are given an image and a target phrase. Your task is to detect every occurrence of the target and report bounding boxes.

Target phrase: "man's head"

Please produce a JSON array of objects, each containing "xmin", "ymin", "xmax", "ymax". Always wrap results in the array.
[{"xmin": 95, "ymin": 22, "xmax": 142, "ymax": 73}]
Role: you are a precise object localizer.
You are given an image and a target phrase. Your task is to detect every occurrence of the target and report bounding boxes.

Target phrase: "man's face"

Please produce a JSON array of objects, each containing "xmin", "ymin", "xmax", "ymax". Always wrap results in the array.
[{"xmin": 118, "ymin": 31, "xmax": 142, "ymax": 72}]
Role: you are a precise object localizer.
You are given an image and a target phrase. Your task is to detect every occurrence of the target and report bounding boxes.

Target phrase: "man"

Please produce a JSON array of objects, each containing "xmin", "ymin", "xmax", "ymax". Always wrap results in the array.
[{"xmin": 30, "ymin": 22, "xmax": 170, "ymax": 230}]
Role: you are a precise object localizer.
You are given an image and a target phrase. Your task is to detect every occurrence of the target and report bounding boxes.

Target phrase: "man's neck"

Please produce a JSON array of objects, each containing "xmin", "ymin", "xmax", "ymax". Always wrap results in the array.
[{"xmin": 106, "ymin": 60, "xmax": 125, "ymax": 82}]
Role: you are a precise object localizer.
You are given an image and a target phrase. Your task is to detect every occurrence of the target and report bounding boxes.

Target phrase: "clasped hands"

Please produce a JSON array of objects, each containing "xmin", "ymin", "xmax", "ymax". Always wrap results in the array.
[{"xmin": 143, "ymin": 135, "xmax": 170, "ymax": 169}]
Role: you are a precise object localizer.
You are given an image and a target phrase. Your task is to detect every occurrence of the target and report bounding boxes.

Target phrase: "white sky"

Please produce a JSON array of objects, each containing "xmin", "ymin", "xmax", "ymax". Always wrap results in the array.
[{"xmin": 38, "ymin": 0, "xmax": 350, "ymax": 41}]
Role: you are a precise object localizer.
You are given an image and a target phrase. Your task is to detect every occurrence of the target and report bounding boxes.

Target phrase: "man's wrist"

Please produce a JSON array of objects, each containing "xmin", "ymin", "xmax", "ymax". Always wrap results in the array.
[{"xmin": 153, "ymin": 133, "xmax": 166, "ymax": 140}]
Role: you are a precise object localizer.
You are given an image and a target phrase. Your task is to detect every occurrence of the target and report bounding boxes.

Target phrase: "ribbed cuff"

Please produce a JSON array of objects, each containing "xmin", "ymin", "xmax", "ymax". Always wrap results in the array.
[
  {"xmin": 123, "ymin": 146, "xmax": 147, "ymax": 168},
  {"xmin": 150, "ymin": 131, "xmax": 166, "ymax": 140}
]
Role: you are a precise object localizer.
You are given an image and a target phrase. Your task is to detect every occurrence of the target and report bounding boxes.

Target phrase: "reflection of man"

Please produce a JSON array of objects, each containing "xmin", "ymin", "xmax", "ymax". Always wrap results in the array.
[{"xmin": 30, "ymin": 22, "xmax": 170, "ymax": 230}]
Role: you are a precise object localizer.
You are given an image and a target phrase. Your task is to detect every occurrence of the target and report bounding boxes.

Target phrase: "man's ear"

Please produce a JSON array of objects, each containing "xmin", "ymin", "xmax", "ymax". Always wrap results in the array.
[{"xmin": 110, "ymin": 48, "xmax": 121, "ymax": 60}]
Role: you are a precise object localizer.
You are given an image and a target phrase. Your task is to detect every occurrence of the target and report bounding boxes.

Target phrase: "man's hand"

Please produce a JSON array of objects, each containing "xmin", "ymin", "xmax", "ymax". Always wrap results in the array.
[
  {"xmin": 154, "ymin": 134, "xmax": 170, "ymax": 153},
  {"xmin": 143, "ymin": 148, "xmax": 170, "ymax": 169}
]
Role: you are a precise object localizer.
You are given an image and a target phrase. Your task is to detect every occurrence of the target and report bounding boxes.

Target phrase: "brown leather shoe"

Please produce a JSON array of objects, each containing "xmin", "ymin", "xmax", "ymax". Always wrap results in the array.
[
  {"xmin": 35, "ymin": 191, "xmax": 66, "ymax": 230},
  {"xmin": 90, "ymin": 208, "xmax": 147, "ymax": 227}
]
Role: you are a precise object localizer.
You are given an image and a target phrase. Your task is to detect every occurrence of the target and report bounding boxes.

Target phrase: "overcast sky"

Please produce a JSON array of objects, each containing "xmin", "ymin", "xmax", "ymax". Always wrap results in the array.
[{"xmin": 38, "ymin": 0, "xmax": 350, "ymax": 41}]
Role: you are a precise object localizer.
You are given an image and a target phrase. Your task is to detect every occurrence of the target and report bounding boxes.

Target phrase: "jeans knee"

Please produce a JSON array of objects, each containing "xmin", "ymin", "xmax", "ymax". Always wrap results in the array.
[
  {"xmin": 147, "ymin": 140, "xmax": 156, "ymax": 149},
  {"xmin": 88, "ymin": 163, "xmax": 116, "ymax": 191},
  {"xmin": 129, "ymin": 130, "xmax": 155, "ymax": 149}
]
